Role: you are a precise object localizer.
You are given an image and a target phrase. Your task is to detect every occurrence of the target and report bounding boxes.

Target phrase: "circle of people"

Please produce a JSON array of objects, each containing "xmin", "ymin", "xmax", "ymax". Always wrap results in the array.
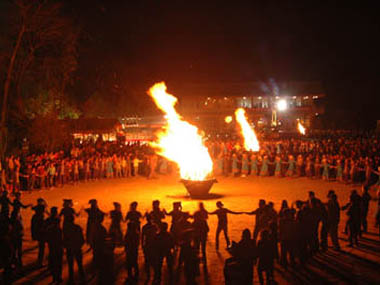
[
  {"xmin": 2, "ymin": 136, "xmax": 380, "ymax": 194},
  {"xmin": 1, "ymin": 186, "xmax": 379, "ymax": 284}
]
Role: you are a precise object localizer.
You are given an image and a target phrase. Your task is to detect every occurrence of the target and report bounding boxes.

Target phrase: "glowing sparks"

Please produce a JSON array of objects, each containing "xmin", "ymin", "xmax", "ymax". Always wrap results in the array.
[
  {"xmin": 297, "ymin": 120, "xmax": 306, "ymax": 135},
  {"xmin": 225, "ymin": 116, "xmax": 233, "ymax": 124},
  {"xmin": 235, "ymin": 108, "xmax": 260, "ymax": 152},
  {"xmin": 147, "ymin": 82, "xmax": 213, "ymax": 181}
]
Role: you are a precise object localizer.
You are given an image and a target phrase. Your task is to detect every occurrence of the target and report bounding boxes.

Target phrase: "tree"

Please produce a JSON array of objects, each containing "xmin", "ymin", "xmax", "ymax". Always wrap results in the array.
[{"xmin": 0, "ymin": 0, "xmax": 80, "ymax": 157}]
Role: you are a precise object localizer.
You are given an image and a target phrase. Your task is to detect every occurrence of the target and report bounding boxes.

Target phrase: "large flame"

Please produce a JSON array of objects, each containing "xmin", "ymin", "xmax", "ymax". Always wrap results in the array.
[
  {"xmin": 235, "ymin": 108, "xmax": 260, "ymax": 152},
  {"xmin": 297, "ymin": 120, "xmax": 306, "ymax": 135},
  {"xmin": 148, "ymin": 82, "xmax": 213, "ymax": 181}
]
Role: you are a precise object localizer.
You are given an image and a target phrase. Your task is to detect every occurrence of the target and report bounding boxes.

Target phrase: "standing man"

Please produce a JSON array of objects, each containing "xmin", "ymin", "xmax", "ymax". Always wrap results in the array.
[
  {"xmin": 209, "ymin": 201, "xmax": 242, "ymax": 250},
  {"xmin": 63, "ymin": 215, "xmax": 86, "ymax": 284},
  {"xmin": 361, "ymin": 185, "xmax": 371, "ymax": 234},
  {"xmin": 245, "ymin": 199, "xmax": 267, "ymax": 241},
  {"xmin": 45, "ymin": 207, "xmax": 63, "ymax": 284},
  {"xmin": 327, "ymin": 193, "xmax": 341, "ymax": 250},
  {"xmin": 193, "ymin": 202, "xmax": 209, "ymax": 264}
]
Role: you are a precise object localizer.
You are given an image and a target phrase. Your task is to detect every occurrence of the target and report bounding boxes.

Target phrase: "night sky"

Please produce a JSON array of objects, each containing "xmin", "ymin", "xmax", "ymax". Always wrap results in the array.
[{"xmin": 69, "ymin": 1, "xmax": 379, "ymax": 128}]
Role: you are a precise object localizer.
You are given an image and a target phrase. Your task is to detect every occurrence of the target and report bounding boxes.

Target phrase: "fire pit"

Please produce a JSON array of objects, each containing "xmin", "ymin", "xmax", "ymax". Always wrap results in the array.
[{"xmin": 180, "ymin": 178, "xmax": 217, "ymax": 198}]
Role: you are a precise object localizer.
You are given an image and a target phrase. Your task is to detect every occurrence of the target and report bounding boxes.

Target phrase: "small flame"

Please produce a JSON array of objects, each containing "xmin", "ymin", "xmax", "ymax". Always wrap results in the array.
[
  {"xmin": 235, "ymin": 108, "xmax": 260, "ymax": 152},
  {"xmin": 148, "ymin": 82, "xmax": 213, "ymax": 181},
  {"xmin": 225, "ymin": 116, "xmax": 233, "ymax": 124},
  {"xmin": 297, "ymin": 120, "xmax": 306, "ymax": 135}
]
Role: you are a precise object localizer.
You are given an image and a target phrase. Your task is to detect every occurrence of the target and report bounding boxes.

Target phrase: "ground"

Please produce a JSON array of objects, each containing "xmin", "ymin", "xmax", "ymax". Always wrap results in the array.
[{"xmin": 7, "ymin": 175, "xmax": 380, "ymax": 284}]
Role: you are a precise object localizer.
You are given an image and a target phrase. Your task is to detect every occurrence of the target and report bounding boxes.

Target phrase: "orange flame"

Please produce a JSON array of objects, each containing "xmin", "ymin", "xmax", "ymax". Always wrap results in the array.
[
  {"xmin": 297, "ymin": 121, "xmax": 306, "ymax": 135},
  {"xmin": 147, "ymin": 82, "xmax": 213, "ymax": 181},
  {"xmin": 235, "ymin": 108, "xmax": 260, "ymax": 152}
]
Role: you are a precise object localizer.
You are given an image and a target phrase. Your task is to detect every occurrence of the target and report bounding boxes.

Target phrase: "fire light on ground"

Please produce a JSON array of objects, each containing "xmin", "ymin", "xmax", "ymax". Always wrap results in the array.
[
  {"xmin": 147, "ymin": 82, "xmax": 213, "ymax": 181},
  {"xmin": 235, "ymin": 108, "xmax": 260, "ymax": 152},
  {"xmin": 297, "ymin": 120, "xmax": 306, "ymax": 135}
]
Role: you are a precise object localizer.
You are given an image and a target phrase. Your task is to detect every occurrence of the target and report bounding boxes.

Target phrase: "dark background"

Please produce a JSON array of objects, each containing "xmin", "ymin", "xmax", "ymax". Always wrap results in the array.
[{"xmin": 68, "ymin": 1, "xmax": 379, "ymax": 129}]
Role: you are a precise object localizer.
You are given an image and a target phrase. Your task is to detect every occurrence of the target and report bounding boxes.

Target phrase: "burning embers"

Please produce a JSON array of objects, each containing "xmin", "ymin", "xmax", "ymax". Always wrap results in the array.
[{"xmin": 147, "ymin": 82, "xmax": 213, "ymax": 182}]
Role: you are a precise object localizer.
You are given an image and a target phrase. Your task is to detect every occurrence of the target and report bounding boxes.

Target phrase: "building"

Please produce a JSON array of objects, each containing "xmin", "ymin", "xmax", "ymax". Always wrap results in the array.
[
  {"xmin": 67, "ymin": 118, "xmax": 123, "ymax": 141},
  {"xmin": 173, "ymin": 81, "xmax": 325, "ymax": 133}
]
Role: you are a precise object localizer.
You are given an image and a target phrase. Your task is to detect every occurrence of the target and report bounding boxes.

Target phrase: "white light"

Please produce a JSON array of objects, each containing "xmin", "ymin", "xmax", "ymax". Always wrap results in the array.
[{"xmin": 276, "ymin": 99, "xmax": 288, "ymax": 111}]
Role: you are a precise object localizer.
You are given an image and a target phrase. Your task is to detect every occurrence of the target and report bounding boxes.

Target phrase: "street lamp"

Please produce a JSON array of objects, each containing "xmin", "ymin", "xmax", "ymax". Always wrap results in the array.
[{"xmin": 272, "ymin": 99, "xmax": 288, "ymax": 127}]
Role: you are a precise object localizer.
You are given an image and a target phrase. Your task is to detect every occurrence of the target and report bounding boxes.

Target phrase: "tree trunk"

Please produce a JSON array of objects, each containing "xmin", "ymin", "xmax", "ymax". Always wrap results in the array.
[{"xmin": 0, "ymin": 23, "xmax": 25, "ymax": 157}]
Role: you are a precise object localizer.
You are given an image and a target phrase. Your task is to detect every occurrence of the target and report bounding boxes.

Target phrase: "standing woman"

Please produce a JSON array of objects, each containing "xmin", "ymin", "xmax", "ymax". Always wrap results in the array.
[
  {"xmin": 343, "ymin": 158, "xmax": 350, "ymax": 183},
  {"xmin": 296, "ymin": 155, "xmax": 304, "ymax": 177},
  {"xmin": 260, "ymin": 155, "xmax": 269, "ymax": 177},
  {"xmin": 274, "ymin": 155, "xmax": 282, "ymax": 177},
  {"xmin": 336, "ymin": 158, "xmax": 344, "ymax": 182},
  {"xmin": 321, "ymin": 155, "xmax": 330, "ymax": 181},
  {"xmin": 314, "ymin": 156, "xmax": 321, "ymax": 179},
  {"xmin": 286, "ymin": 155, "xmax": 295, "ymax": 177},
  {"xmin": 216, "ymin": 152, "xmax": 224, "ymax": 176},
  {"xmin": 305, "ymin": 156, "xmax": 313, "ymax": 178},
  {"xmin": 250, "ymin": 154, "xmax": 258, "ymax": 176},
  {"xmin": 241, "ymin": 153, "xmax": 249, "ymax": 177},
  {"xmin": 231, "ymin": 153, "xmax": 239, "ymax": 177}
]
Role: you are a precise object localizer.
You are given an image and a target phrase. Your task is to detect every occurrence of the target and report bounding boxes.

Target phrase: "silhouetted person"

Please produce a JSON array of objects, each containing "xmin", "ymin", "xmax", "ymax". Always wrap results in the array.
[
  {"xmin": 181, "ymin": 230, "xmax": 200, "ymax": 285},
  {"xmin": 361, "ymin": 186, "xmax": 371, "ymax": 233},
  {"xmin": 109, "ymin": 202, "xmax": 123, "ymax": 249},
  {"xmin": 142, "ymin": 214, "xmax": 157, "ymax": 281},
  {"xmin": 85, "ymin": 199, "xmax": 104, "ymax": 249},
  {"xmin": 193, "ymin": 202, "xmax": 209, "ymax": 264},
  {"xmin": 124, "ymin": 222, "xmax": 140, "ymax": 281},
  {"xmin": 92, "ymin": 211, "xmax": 110, "ymax": 284},
  {"xmin": 165, "ymin": 201, "xmax": 184, "ymax": 244},
  {"xmin": 126, "ymin": 201, "xmax": 142, "ymax": 231},
  {"xmin": 31, "ymin": 198, "xmax": 47, "ymax": 266},
  {"xmin": 0, "ymin": 216, "xmax": 13, "ymax": 283},
  {"xmin": 257, "ymin": 230, "xmax": 275, "ymax": 285},
  {"xmin": 0, "ymin": 190, "xmax": 12, "ymax": 219},
  {"xmin": 327, "ymin": 193, "xmax": 340, "ymax": 250},
  {"xmin": 60, "ymin": 199, "xmax": 80, "ymax": 237},
  {"xmin": 149, "ymin": 200, "xmax": 165, "ymax": 227},
  {"xmin": 279, "ymin": 209, "xmax": 296, "ymax": 268},
  {"xmin": 63, "ymin": 215, "xmax": 86, "ymax": 284},
  {"xmin": 224, "ymin": 228, "xmax": 256, "ymax": 285},
  {"xmin": 342, "ymin": 191, "xmax": 361, "ymax": 246},
  {"xmin": 45, "ymin": 207, "xmax": 63, "ymax": 284},
  {"xmin": 153, "ymin": 222, "xmax": 174, "ymax": 284},
  {"xmin": 210, "ymin": 201, "xmax": 242, "ymax": 250},
  {"xmin": 10, "ymin": 192, "xmax": 29, "ymax": 268},
  {"xmin": 294, "ymin": 200, "xmax": 309, "ymax": 263},
  {"xmin": 246, "ymin": 199, "xmax": 267, "ymax": 241}
]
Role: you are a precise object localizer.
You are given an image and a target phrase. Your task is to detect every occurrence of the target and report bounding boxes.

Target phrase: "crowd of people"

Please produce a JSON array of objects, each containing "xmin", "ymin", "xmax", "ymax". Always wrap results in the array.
[
  {"xmin": 1, "ymin": 136, "xmax": 380, "ymax": 194},
  {"xmin": 0, "ymin": 185, "xmax": 379, "ymax": 284},
  {"xmin": 208, "ymin": 137, "xmax": 380, "ymax": 185},
  {"xmin": 0, "ymin": 142, "xmax": 169, "ymax": 193}
]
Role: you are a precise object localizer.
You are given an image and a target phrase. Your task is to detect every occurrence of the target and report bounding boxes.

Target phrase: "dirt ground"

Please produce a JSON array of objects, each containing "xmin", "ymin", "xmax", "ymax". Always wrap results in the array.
[{"xmin": 7, "ymin": 174, "xmax": 380, "ymax": 284}]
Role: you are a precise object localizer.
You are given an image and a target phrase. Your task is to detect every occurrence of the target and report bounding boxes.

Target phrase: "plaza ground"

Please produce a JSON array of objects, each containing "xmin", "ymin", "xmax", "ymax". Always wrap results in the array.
[{"xmin": 8, "ymin": 175, "xmax": 380, "ymax": 284}]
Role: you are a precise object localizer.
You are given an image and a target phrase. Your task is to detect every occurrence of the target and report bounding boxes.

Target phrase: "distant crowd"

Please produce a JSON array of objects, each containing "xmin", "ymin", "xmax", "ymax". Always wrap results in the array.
[
  {"xmin": 1, "ymin": 136, "xmax": 380, "ymax": 194},
  {"xmin": 0, "ymin": 186, "xmax": 379, "ymax": 284},
  {"xmin": 208, "ymin": 137, "xmax": 380, "ymax": 185}
]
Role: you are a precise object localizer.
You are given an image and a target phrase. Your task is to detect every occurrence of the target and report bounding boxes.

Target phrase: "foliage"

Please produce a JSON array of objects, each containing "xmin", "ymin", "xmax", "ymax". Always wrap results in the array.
[
  {"xmin": 28, "ymin": 114, "xmax": 70, "ymax": 152},
  {"xmin": 0, "ymin": 0, "xmax": 81, "ymax": 156},
  {"xmin": 25, "ymin": 89, "xmax": 81, "ymax": 119}
]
